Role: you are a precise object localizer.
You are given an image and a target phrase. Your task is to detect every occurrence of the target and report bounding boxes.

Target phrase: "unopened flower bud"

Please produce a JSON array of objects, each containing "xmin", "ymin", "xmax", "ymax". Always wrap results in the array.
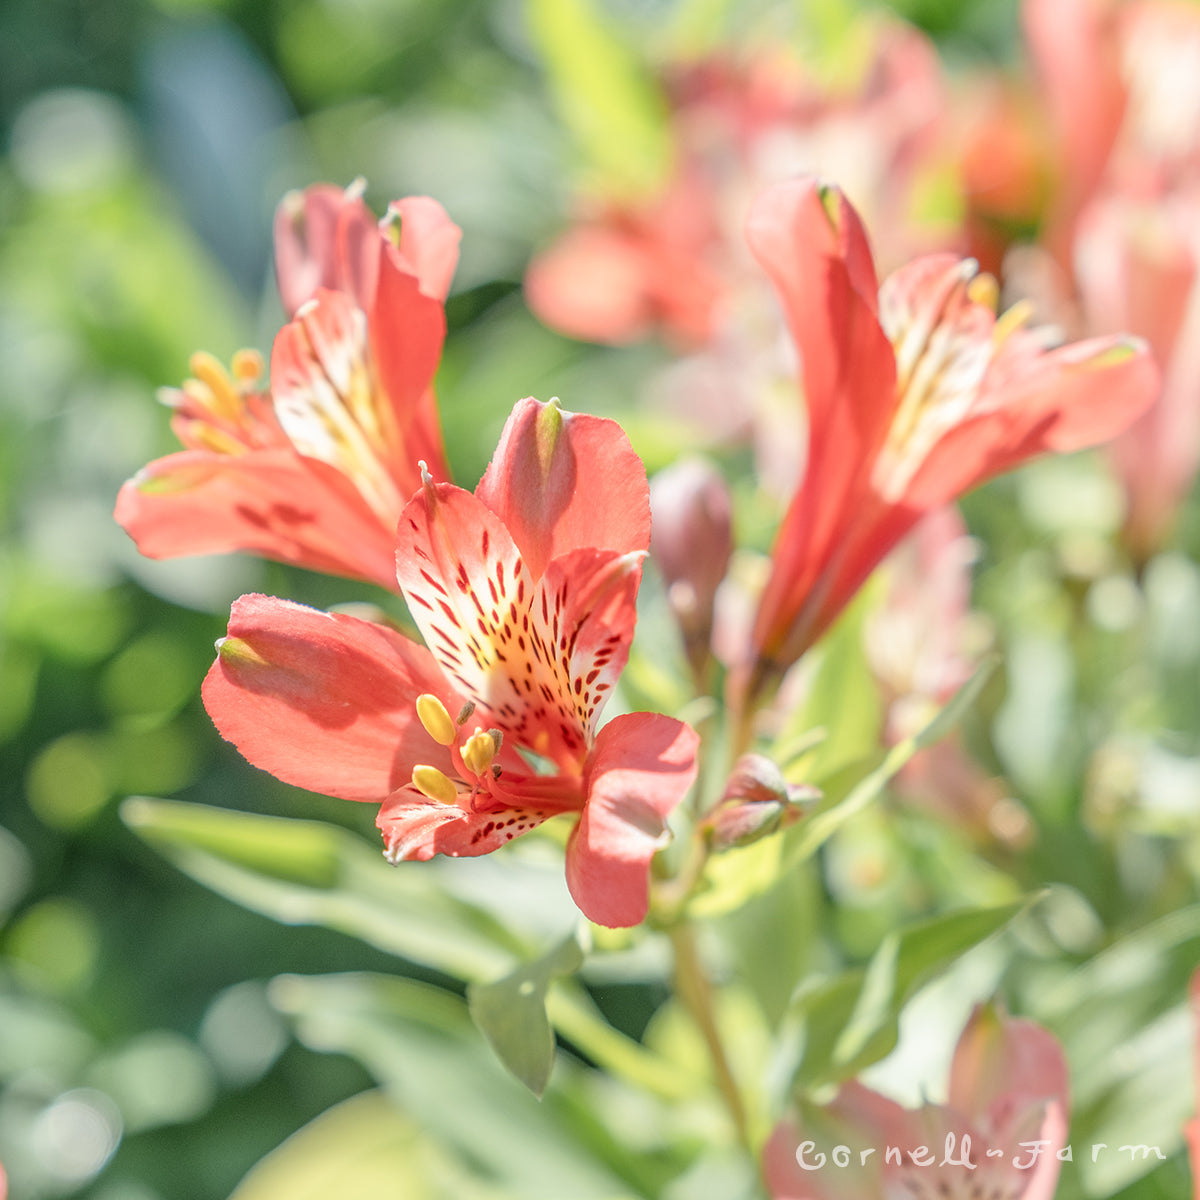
[
  {"xmin": 721, "ymin": 753, "xmax": 790, "ymax": 805},
  {"xmin": 650, "ymin": 458, "xmax": 733, "ymax": 677},
  {"xmin": 703, "ymin": 797, "xmax": 791, "ymax": 850},
  {"xmin": 702, "ymin": 754, "xmax": 820, "ymax": 851}
]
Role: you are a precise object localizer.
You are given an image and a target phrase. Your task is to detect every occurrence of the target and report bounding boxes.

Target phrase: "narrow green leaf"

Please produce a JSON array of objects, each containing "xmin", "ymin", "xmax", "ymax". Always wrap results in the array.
[
  {"xmin": 468, "ymin": 930, "xmax": 588, "ymax": 1097},
  {"xmin": 913, "ymin": 653, "xmax": 998, "ymax": 750},
  {"xmin": 271, "ymin": 972, "xmax": 642, "ymax": 1199},
  {"xmin": 122, "ymin": 795, "xmax": 340, "ymax": 888},
  {"xmin": 689, "ymin": 656, "xmax": 994, "ymax": 921},
  {"xmin": 775, "ymin": 584, "xmax": 884, "ymax": 786},
  {"xmin": 787, "ymin": 654, "xmax": 998, "ymax": 865},
  {"xmin": 229, "ymin": 1091, "xmax": 439, "ymax": 1200},
  {"xmin": 527, "ymin": 0, "xmax": 672, "ymax": 199},
  {"xmin": 121, "ymin": 797, "xmax": 528, "ymax": 982},
  {"xmin": 785, "ymin": 899, "xmax": 1028, "ymax": 1091}
]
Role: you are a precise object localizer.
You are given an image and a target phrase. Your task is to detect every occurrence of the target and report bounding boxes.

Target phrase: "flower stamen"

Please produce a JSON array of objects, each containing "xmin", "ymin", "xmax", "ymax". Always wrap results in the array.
[
  {"xmin": 411, "ymin": 764, "xmax": 459, "ymax": 804},
  {"xmin": 462, "ymin": 727, "xmax": 502, "ymax": 776},
  {"xmin": 415, "ymin": 693, "xmax": 457, "ymax": 746}
]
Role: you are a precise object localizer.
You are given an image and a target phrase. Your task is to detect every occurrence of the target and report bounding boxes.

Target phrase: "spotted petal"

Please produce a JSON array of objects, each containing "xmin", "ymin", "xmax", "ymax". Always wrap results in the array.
[
  {"xmin": 376, "ymin": 788, "xmax": 573, "ymax": 863},
  {"xmin": 115, "ymin": 448, "xmax": 401, "ymax": 590},
  {"xmin": 396, "ymin": 480, "xmax": 641, "ymax": 768}
]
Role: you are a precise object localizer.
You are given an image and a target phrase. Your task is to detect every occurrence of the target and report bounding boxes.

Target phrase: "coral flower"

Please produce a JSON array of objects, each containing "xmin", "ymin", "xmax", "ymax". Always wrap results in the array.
[
  {"xmin": 201, "ymin": 398, "xmax": 699, "ymax": 928},
  {"xmin": 764, "ymin": 1006, "xmax": 1070, "ymax": 1200},
  {"xmin": 739, "ymin": 178, "xmax": 1158, "ymax": 705},
  {"xmin": 115, "ymin": 182, "xmax": 461, "ymax": 590},
  {"xmin": 525, "ymin": 19, "xmax": 946, "ymax": 350}
]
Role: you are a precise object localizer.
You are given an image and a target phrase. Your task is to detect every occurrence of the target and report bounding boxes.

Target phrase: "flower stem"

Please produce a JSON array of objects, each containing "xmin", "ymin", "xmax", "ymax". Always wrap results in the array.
[
  {"xmin": 668, "ymin": 921, "xmax": 751, "ymax": 1149},
  {"xmin": 547, "ymin": 979, "xmax": 699, "ymax": 1102}
]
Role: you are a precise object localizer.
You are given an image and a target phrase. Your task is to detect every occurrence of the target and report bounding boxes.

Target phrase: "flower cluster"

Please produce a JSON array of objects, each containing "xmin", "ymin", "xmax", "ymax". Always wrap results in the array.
[{"xmin": 118, "ymin": 149, "xmax": 1166, "ymax": 1189}]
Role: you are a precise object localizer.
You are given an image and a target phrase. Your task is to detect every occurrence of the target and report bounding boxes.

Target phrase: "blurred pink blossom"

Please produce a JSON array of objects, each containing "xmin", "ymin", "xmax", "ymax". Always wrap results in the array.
[{"xmin": 764, "ymin": 1006, "xmax": 1070, "ymax": 1200}]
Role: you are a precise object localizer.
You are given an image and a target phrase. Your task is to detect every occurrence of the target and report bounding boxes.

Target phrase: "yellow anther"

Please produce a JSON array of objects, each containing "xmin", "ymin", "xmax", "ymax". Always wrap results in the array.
[
  {"xmin": 188, "ymin": 351, "xmax": 242, "ymax": 422},
  {"xmin": 462, "ymin": 728, "xmax": 501, "ymax": 776},
  {"xmin": 412, "ymin": 765, "xmax": 458, "ymax": 804},
  {"xmin": 993, "ymin": 299, "xmax": 1035, "ymax": 347},
  {"xmin": 415, "ymin": 693, "xmax": 457, "ymax": 746},
  {"xmin": 966, "ymin": 271, "xmax": 1000, "ymax": 312},
  {"xmin": 191, "ymin": 423, "xmax": 249, "ymax": 456},
  {"xmin": 231, "ymin": 347, "xmax": 264, "ymax": 384}
]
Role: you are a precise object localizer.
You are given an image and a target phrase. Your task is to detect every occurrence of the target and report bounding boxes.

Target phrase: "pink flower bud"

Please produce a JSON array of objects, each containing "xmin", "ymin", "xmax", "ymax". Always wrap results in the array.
[
  {"xmin": 701, "ymin": 754, "xmax": 819, "ymax": 851},
  {"xmin": 650, "ymin": 458, "xmax": 733, "ymax": 679}
]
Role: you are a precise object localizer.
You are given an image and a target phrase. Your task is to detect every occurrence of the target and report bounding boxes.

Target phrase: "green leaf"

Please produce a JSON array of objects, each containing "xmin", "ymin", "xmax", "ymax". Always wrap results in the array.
[
  {"xmin": 121, "ymin": 798, "xmax": 529, "ymax": 982},
  {"xmin": 527, "ymin": 0, "xmax": 672, "ymax": 199},
  {"xmin": 468, "ymin": 929, "xmax": 588, "ymax": 1097},
  {"xmin": 787, "ymin": 654, "xmax": 998, "ymax": 864},
  {"xmin": 783, "ymin": 899, "xmax": 1029, "ymax": 1092},
  {"xmin": 1029, "ymin": 903, "xmax": 1200, "ymax": 1197},
  {"xmin": 229, "ymin": 1089, "xmax": 508, "ymax": 1200},
  {"xmin": 270, "ymin": 972, "xmax": 643, "ymax": 1199},
  {"xmin": 775, "ymin": 584, "xmax": 885, "ymax": 785}
]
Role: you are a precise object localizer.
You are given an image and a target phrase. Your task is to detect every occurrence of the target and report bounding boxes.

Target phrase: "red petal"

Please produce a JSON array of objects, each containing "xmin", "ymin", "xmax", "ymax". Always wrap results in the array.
[
  {"xmin": 386, "ymin": 196, "xmax": 462, "ymax": 302},
  {"xmin": 202, "ymin": 595, "xmax": 450, "ymax": 801},
  {"xmin": 273, "ymin": 184, "xmax": 347, "ymax": 317},
  {"xmin": 948, "ymin": 1006, "xmax": 1069, "ymax": 1140},
  {"xmin": 566, "ymin": 713, "xmax": 699, "ymax": 927},
  {"xmin": 369, "ymin": 251, "xmax": 450, "ymax": 484},
  {"xmin": 1023, "ymin": 0, "xmax": 1125, "ymax": 257},
  {"xmin": 333, "ymin": 190, "xmax": 382, "ymax": 313},
  {"xmin": 524, "ymin": 226, "xmax": 658, "ymax": 345},
  {"xmin": 376, "ymin": 789, "xmax": 558, "ymax": 861},
  {"xmin": 538, "ymin": 547, "xmax": 641, "ymax": 741},
  {"xmin": 904, "ymin": 334, "xmax": 1160, "ymax": 509},
  {"xmin": 395, "ymin": 478, "xmax": 535, "ymax": 713},
  {"xmin": 745, "ymin": 180, "xmax": 896, "ymax": 668},
  {"xmin": 475, "ymin": 397, "xmax": 651, "ymax": 580},
  {"xmin": 115, "ymin": 448, "xmax": 400, "ymax": 589}
]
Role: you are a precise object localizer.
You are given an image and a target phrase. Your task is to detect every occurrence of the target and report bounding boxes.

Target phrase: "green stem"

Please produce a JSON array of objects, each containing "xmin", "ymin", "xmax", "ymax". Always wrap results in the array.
[
  {"xmin": 668, "ymin": 921, "xmax": 751, "ymax": 1149},
  {"xmin": 547, "ymin": 979, "xmax": 699, "ymax": 1102}
]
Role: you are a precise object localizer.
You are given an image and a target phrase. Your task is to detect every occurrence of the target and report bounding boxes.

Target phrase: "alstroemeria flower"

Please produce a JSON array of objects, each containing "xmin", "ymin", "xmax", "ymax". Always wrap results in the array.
[
  {"xmin": 739, "ymin": 178, "xmax": 1158, "ymax": 705},
  {"xmin": 115, "ymin": 182, "xmax": 461, "ymax": 590},
  {"xmin": 1025, "ymin": 0, "xmax": 1200, "ymax": 262},
  {"xmin": 866, "ymin": 509, "xmax": 1025, "ymax": 845},
  {"xmin": 202, "ymin": 397, "xmax": 699, "ymax": 928},
  {"xmin": 764, "ymin": 1006, "xmax": 1070, "ymax": 1200},
  {"xmin": 1074, "ymin": 188, "xmax": 1200, "ymax": 560},
  {"xmin": 1020, "ymin": 0, "xmax": 1200, "ymax": 560}
]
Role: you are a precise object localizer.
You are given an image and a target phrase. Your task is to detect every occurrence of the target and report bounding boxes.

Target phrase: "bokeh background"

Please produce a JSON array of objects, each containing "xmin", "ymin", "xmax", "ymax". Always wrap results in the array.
[{"xmin": 3, "ymin": 0, "xmax": 1200, "ymax": 1196}]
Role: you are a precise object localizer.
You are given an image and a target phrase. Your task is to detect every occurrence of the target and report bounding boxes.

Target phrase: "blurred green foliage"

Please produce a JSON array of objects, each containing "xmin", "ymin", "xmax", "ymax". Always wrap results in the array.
[{"xmin": 2, "ymin": 0, "xmax": 1199, "ymax": 1197}]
